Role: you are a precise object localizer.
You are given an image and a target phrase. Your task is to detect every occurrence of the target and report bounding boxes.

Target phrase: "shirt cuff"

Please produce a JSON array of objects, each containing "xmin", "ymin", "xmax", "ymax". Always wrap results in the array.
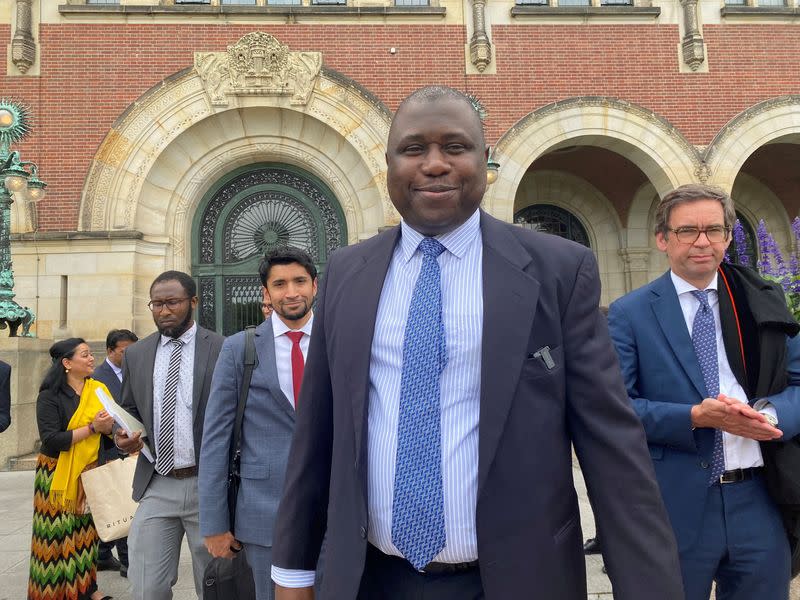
[
  {"xmin": 754, "ymin": 399, "xmax": 778, "ymax": 423},
  {"xmin": 271, "ymin": 565, "xmax": 316, "ymax": 588}
]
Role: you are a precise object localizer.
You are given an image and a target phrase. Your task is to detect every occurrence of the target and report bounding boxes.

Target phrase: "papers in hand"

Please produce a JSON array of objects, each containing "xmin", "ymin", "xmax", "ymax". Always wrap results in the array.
[{"xmin": 95, "ymin": 387, "xmax": 154, "ymax": 463}]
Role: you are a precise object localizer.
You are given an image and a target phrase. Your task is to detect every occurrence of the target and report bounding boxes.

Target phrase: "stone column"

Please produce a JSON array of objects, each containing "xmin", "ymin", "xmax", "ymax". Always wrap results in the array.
[
  {"xmin": 470, "ymin": 0, "xmax": 492, "ymax": 73},
  {"xmin": 11, "ymin": 0, "xmax": 36, "ymax": 75},
  {"xmin": 679, "ymin": 0, "xmax": 705, "ymax": 72},
  {"xmin": 620, "ymin": 247, "xmax": 652, "ymax": 292}
]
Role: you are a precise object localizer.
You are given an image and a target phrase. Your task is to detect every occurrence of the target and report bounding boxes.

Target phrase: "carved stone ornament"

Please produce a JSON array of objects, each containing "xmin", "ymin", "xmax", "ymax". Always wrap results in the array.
[
  {"xmin": 194, "ymin": 32, "xmax": 323, "ymax": 107},
  {"xmin": 12, "ymin": 0, "xmax": 36, "ymax": 74},
  {"xmin": 470, "ymin": 0, "xmax": 493, "ymax": 73},
  {"xmin": 679, "ymin": 0, "xmax": 705, "ymax": 71}
]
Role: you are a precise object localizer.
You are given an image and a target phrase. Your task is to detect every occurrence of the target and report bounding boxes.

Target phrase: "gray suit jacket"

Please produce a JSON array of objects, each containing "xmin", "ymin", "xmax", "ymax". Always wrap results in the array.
[
  {"xmin": 120, "ymin": 324, "xmax": 225, "ymax": 501},
  {"xmin": 199, "ymin": 318, "xmax": 296, "ymax": 547}
]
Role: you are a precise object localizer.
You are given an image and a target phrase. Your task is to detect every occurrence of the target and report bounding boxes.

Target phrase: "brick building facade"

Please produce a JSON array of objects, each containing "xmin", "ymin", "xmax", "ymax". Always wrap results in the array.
[{"xmin": 0, "ymin": 0, "xmax": 797, "ymax": 462}]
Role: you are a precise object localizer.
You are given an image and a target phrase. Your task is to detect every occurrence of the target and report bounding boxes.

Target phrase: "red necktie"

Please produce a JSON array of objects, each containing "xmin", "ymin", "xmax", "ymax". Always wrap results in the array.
[{"xmin": 285, "ymin": 331, "xmax": 305, "ymax": 407}]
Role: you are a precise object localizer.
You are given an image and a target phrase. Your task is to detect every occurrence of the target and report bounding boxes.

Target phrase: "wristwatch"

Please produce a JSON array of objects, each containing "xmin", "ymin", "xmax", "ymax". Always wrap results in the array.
[{"xmin": 763, "ymin": 413, "xmax": 779, "ymax": 428}]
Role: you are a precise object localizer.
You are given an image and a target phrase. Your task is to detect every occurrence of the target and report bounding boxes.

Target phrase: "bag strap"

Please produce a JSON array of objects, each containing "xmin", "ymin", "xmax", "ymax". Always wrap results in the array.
[{"xmin": 228, "ymin": 325, "xmax": 258, "ymax": 529}]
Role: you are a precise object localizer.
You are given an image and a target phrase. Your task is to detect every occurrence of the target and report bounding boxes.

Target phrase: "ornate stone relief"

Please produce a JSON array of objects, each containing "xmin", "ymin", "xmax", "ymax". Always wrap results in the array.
[
  {"xmin": 679, "ymin": 0, "xmax": 705, "ymax": 71},
  {"xmin": 195, "ymin": 32, "xmax": 323, "ymax": 107},
  {"xmin": 12, "ymin": 0, "xmax": 36, "ymax": 74},
  {"xmin": 470, "ymin": 0, "xmax": 492, "ymax": 73}
]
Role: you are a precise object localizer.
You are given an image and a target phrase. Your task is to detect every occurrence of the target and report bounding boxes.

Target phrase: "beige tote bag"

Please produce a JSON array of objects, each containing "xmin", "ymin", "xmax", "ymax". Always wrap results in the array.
[{"xmin": 81, "ymin": 456, "xmax": 139, "ymax": 542}]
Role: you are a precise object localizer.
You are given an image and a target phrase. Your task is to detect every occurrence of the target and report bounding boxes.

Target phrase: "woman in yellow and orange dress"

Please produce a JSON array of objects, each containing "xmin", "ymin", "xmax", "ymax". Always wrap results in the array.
[{"xmin": 28, "ymin": 338, "xmax": 115, "ymax": 600}]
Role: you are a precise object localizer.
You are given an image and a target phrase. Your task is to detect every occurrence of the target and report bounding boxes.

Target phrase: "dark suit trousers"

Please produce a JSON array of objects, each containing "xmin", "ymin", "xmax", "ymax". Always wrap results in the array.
[{"xmin": 357, "ymin": 545, "xmax": 484, "ymax": 600}]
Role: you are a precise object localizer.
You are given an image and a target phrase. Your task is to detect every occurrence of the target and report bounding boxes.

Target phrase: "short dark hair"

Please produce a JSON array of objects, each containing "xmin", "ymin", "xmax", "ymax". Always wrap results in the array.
[
  {"xmin": 106, "ymin": 329, "xmax": 139, "ymax": 351},
  {"xmin": 259, "ymin": 246, "xmax": 317, "ymax": 287},
  {"xmin": 394, "ymin": 85, "xmax": 486, "ymax": 144},
  {"xmin": 40, "ymin": 337, "xmax": 86, "ymax": 392},
  {"xmin": 655, "ymin": 184, "xmax": 735, "ymax": 237},
  {"xmin": 150, "ymin": 270, "xmax": 197, "ymax": 298}
]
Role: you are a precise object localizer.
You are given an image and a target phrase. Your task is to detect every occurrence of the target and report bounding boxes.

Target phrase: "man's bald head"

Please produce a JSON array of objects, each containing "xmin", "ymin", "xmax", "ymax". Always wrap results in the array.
[{"xmin": 391, "ymin": 86, "xmax": 486, "ymax": 147}]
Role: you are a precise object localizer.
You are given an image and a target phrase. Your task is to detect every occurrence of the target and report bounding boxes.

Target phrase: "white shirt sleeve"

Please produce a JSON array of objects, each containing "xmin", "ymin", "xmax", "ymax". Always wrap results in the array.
[{"xmin": 271, "ymin": 565, "xmax": 316, "ymax": 588}]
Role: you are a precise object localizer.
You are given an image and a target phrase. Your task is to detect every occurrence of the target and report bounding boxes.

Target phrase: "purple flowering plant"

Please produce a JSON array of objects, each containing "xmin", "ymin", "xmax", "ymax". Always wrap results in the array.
[{"xmin": 743, "ymin": 218, "xmax": 800, "ymax": 320}]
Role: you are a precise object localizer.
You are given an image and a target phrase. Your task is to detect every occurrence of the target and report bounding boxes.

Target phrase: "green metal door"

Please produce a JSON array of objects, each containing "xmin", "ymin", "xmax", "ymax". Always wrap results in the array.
[{"xmin": 192, "ymin": 163, "xmax": 347, "ymax": 336}]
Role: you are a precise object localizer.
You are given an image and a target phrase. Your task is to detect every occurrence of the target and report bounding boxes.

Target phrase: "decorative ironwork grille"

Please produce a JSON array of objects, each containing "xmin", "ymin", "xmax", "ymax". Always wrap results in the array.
[
  {"xmin": 195, "ymin": 165, "xmax": 345, "ymax": 336},
  {"xmin": 513, "ymin": 204, "xmax": 591, "ymax": 248}
]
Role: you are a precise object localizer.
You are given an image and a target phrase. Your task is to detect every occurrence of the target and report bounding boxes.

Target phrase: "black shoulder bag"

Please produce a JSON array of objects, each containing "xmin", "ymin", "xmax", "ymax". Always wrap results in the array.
[{"xmin": 203, "ymin": 326, "xmax": 258, "ymax": 600}]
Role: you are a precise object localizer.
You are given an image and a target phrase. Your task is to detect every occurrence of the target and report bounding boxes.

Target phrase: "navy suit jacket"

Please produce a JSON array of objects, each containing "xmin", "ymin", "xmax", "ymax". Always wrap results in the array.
[
  {"xmin": 199, "ymin": 318, "xmax": 296, "ymax": 547},
  {"xmin": 608, "ymin": 271, "xmax": 800, "ymax": 552},
  {"xmin": 272, "ymin": 211, "xmax": 683, "ymax": 599}
]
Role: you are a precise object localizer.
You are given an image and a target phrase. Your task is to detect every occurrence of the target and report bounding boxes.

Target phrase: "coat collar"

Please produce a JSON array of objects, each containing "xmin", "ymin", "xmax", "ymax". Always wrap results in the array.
[{"xmin": 649, "ymin": 271, "xmax": 707, "ymax": 399}]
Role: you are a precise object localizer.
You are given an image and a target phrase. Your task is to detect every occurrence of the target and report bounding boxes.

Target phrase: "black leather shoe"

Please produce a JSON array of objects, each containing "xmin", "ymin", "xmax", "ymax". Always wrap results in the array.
[
  {"xmin": 120, "ymin": 565, "xmax": 128, "ymax": 578},
  {"xmin": 583, "ymin": 537, "xmax": 602, "ymax": 555},
  {"xmin": 97, "ymin": 555, "xmax": 121, "ymax": 571}
]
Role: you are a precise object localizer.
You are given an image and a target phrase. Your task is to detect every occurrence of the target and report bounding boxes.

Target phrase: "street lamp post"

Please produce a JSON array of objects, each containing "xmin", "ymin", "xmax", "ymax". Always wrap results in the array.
[{"xmin": 0, "ymin": 100, "xmax": 46, "ymax": 337}]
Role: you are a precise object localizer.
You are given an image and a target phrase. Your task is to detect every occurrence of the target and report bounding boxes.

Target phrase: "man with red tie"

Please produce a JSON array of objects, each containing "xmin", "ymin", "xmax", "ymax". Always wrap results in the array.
[{"xmin": 199, "ymin": 246, "xmax": 318, "ymax": 600}]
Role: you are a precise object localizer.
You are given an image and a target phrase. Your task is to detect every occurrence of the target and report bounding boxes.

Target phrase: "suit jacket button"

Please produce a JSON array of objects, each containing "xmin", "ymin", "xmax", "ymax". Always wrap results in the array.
[
  {"xmin": 700, "ymin": 461, "xmax": 709, "ymax": 469},
  {"xmin": 360, "ymin": 526, "xmax": 367, "ymax": 539}
]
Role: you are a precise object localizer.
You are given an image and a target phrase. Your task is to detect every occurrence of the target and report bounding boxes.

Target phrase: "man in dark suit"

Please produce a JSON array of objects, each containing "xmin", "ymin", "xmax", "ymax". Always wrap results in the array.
[
  {"xmin": 93, "ymin": 328, "xmax": 139, "ymax": 577},
  {"xmin": 115, "ymin": 270, "xmax": 225, "ymax": 600},
  {"xmin": 0, "ymin": 359, "xmax": 10, "ymax": 433},
  {"xmin": 270, "ymin": 86, "xmax": 683, "ymax": 600},
  {"xmin": 200, "ymin": 247, "xmax": 317, "ymax": 600},
  {"xmin": 608, "ymin": 184, "xmax": 800, "ymax": 599}
]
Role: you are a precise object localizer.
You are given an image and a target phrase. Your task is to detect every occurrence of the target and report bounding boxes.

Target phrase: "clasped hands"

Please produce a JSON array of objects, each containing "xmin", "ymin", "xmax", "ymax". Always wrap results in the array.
[{"xmin": 690, "ymin": 394, "xmax": 782, "ymax": 441}]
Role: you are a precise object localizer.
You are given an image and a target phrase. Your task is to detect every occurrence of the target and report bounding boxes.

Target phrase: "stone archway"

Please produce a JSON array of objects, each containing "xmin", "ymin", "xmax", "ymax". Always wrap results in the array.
[
  {"xmin": 704, "ymin": 95, "xmax": 800, "ymax": 191},
  {"xmin": 485, "ymin": 97, "xmax": 703, "ymax": 223},
  {"xmin": 513, "ymin": 170, "xmax": 624, "ymax": 304},
  {"xmin": 79, "ymin": 32, "xmax": 394, "ymax": 261}
]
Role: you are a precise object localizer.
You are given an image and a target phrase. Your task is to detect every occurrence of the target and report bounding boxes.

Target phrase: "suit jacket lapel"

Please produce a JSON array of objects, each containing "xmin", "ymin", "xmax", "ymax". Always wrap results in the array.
[
  {"xmin": 347, "ymin": 228, "xmax": 400, "ymax": 473},
  {"xmin": 193, "ymin": 326, "xmax": 211, "ymax": 429},
  {"xmin": 477, "ymin": 213, "xmax": 540, "ymax": 495},
  {"xmin": 140, "ymin": 333, "xmax": 160, "ymax": 454},
  {"xmin": 650, "ymin": 272, "xmax": 707, "ymax": 399},
  {"xmin": 255, "ymin": 319, "xmax": 296, "ymax": 420}
]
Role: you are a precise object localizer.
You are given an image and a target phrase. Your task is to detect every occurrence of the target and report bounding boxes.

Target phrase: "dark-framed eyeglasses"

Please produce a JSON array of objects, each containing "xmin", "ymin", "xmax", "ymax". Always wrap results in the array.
[
  {"xmin": 668, "ymin": 226, "xmax": 730, "ymax": 244},
  {"xmin": 147, "ymin": 297, "xmax": 190, "ymax": 312}
]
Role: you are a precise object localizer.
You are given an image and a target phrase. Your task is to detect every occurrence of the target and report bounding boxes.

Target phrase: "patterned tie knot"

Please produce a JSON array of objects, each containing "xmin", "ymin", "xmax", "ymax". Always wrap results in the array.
[
  {"xmin": 691, "ymin": 289, "xmax": 710, "ymax": 309},
  {"xmin": 170, "ymin": 338, "xmax": 184, "ymax": 348},
  {"xmin": 286, "ymin": 331, "xmax": 304, "ymax": 345},
  {"xmin": 419, "ymin": 237, "xmax": 446, "ymax": 259}
]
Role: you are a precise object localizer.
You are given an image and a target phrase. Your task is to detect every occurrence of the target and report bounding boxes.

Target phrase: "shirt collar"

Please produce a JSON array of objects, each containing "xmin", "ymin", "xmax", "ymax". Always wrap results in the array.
[
  {"xmin": 398, "ymin": 208, "xmax": 481, "ymax": 263},
  {"xmin": 105, "ymin": 357, "xmax": 122, "ymax": 377},
  {"xmin": 160, "ymin": 321, "xmax": 197, "ymax": 347},
  {"xmin": 670, "ymin": 271, "xmax": 718, "ymax": 296},
  {"xmin": 272, "ymin": 310, "xmax": 314, "ymax": 339}
]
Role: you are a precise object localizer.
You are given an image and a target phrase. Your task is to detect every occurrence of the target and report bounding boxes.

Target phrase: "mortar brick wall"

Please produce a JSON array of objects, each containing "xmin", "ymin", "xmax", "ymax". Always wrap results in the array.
[{"xmin": 1, "ymin": 22, "xmax": 799, "ymax": 231}]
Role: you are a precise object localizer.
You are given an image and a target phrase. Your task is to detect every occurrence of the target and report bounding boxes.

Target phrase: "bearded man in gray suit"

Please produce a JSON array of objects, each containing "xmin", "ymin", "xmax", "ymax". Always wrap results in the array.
[
  {"xmin": 115, "ymin": 270, "xmax": 224, "ymax": 600},
  {"xmin": 200, "ymin": 246, "xmax": 318, "ymax": 600}
]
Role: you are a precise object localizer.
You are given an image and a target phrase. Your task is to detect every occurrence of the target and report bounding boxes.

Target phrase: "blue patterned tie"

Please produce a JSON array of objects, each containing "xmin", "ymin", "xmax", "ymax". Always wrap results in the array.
[
  {"xmin": 691, "ymin": 290, "xmax": 725, "ymax": 485},
  {"xmin": 391, "ymin": 237, "xmax": 447, "ymax": 570}
]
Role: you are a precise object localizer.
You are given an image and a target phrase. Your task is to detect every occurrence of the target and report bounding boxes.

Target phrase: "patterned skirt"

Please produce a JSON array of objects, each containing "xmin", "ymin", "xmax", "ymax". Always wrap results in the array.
[{"xmin": 28, "ymin": 454, "xmax": 99, "ymax": 600}]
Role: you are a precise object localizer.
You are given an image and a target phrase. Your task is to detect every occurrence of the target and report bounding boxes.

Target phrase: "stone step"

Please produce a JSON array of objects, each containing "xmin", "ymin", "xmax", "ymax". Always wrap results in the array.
[{"xmin": 7, "ymin": 452, "xmax": 37, "ymax": 471}]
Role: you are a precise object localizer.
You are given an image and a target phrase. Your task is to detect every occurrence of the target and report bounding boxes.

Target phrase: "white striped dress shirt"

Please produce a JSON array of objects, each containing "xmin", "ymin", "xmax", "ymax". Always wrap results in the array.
[
  {"xmin": 153, "ymin": 322, "xmax": 197, "ymax": 469},
  {"xmin": 272, "ymin": 210, "xmax": 484, "ymax": 588},
  {"xmin": 368, "ymin": 208, "xmax": 483, "ymax": 562}
]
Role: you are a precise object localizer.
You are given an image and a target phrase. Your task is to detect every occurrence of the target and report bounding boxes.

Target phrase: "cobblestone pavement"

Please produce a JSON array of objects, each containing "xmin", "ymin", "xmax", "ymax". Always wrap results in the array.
[{"xmin": 2, "ymin": 467, "xmax": 798, "ymax": 599}]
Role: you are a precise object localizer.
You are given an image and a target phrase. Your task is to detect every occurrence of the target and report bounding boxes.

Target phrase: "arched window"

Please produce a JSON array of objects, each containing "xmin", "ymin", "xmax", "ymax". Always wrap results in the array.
[
  {"xmin": 728, "ymin": 212, "xmax": 757, "ymax": 269},
  {"xmin": 513, "ymin": 204, "xmax": 591, "ymax": 248}
]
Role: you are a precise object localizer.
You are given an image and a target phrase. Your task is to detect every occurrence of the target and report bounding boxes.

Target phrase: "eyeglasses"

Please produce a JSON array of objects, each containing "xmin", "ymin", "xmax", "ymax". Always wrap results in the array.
[
  {"xmin": 668, "ymin": 226, "xmax": 730, "ymax": 244},
  {"xmin": 147, "ymin": 297, "xmax": 190, "ymax": 312}
]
